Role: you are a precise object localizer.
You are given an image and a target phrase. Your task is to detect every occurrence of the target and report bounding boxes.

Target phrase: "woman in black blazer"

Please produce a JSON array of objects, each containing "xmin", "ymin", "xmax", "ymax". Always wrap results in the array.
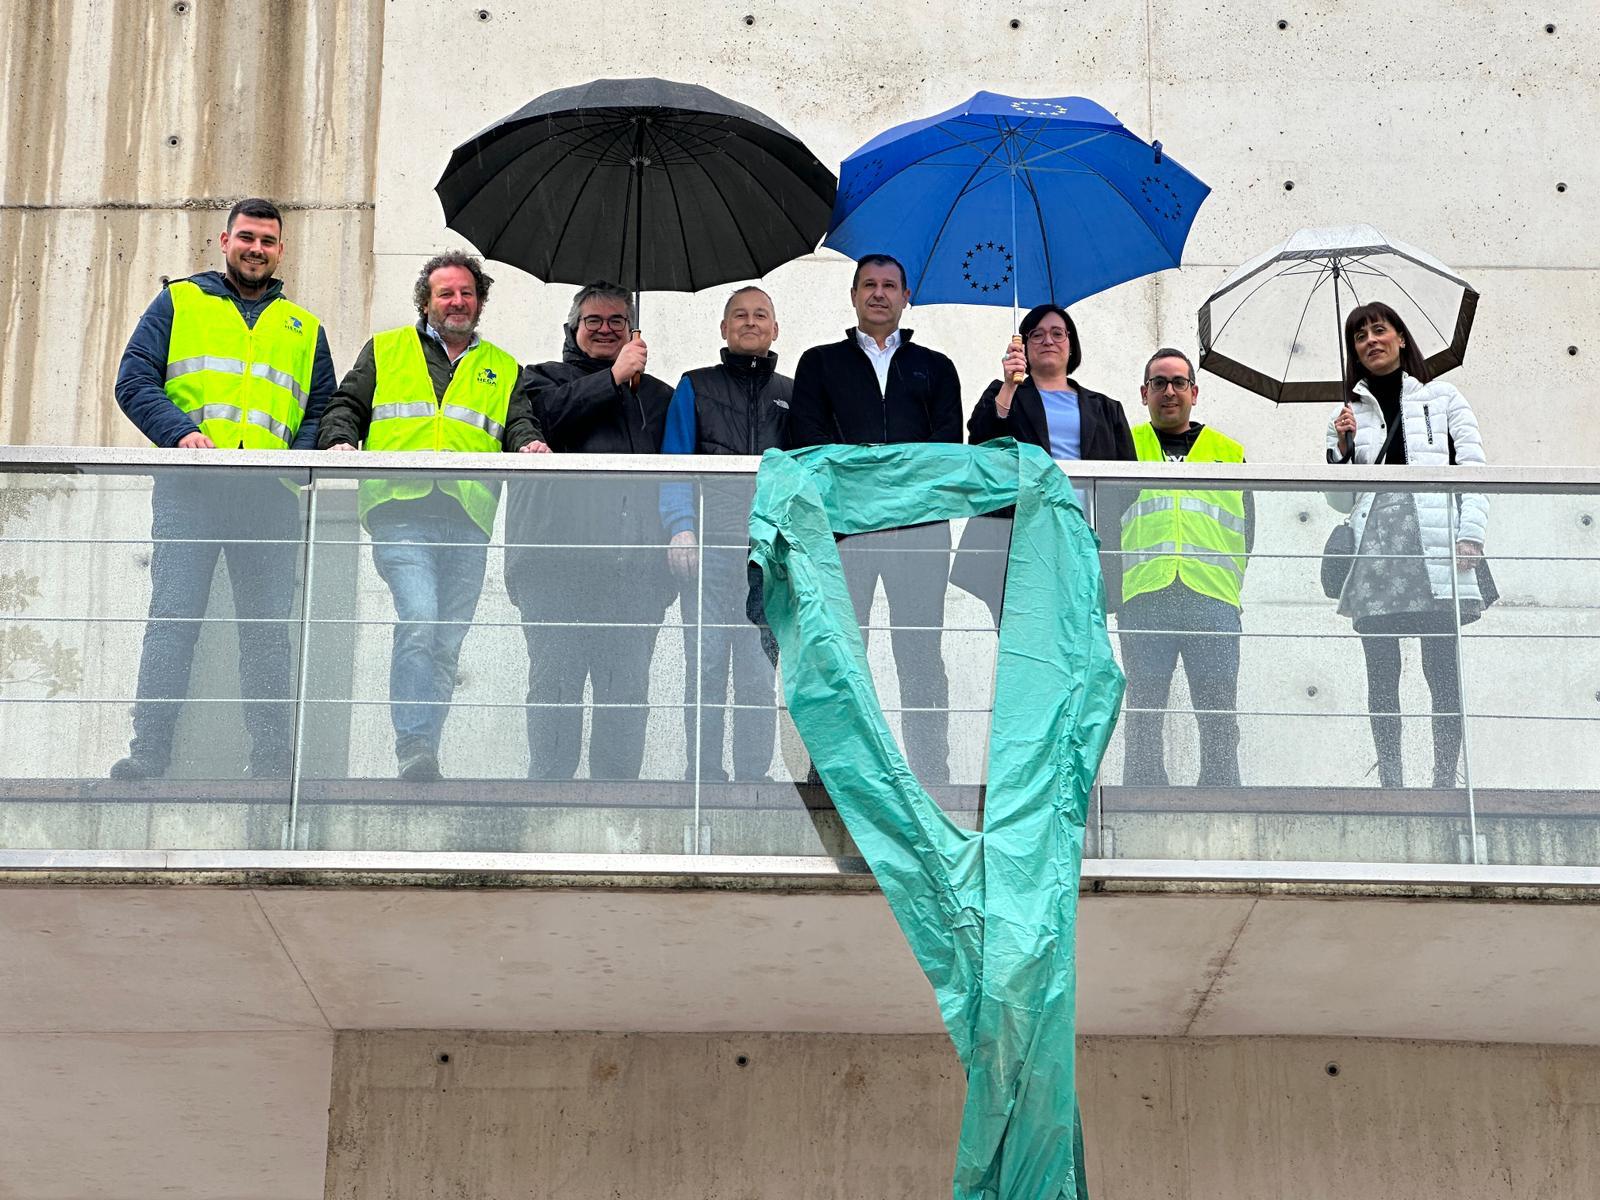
[
  {"xmin": 956, "ymin": 303, "xmax": 1136, "ymax": 618},
  {"xmin": 967, "ymin": 303, "xmax": 1136, "ymax": 460}
]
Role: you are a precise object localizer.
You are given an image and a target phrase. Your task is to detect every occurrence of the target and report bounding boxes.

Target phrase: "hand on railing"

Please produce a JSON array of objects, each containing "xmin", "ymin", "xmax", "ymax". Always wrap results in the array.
[
  {"xmin": 518, "ymin": 440, "xmax": 552, "ymax": 454},
  {"xmin": 177, "ymin": 431, "xmax": 217, "ymax": 449}
]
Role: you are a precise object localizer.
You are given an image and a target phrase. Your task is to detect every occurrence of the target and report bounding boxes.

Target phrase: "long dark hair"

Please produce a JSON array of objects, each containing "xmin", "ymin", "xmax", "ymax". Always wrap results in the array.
[{"xmin": 1343, "ymin": 301, "xmax": 1429, "ymax": 402}]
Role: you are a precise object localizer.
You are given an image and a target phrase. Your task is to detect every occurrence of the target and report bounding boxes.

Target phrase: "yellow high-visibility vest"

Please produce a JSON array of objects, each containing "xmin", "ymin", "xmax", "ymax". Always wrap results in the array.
[
  {"xmin": 1121, "ymin": 423, "xmax": 1247, "ymax": 607},
  {"xmin": 358, "ymin": 327, "xmax": 518, "ymax": 536},
  {"xmin": 164, "ymin": 280, "xmax": 319, "ymax": 449}
]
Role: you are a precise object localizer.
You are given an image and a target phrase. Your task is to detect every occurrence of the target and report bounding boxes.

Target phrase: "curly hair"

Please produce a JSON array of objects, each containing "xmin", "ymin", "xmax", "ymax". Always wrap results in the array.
[{"xmin": 414, "ymin": 251, "xmax": 493, "ymax": 317}]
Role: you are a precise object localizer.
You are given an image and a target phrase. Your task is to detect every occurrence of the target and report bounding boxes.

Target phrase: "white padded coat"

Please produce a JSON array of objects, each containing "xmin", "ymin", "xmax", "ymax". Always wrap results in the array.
[{"xmin": 1323, "ymin": 373, "xmax": 1488, "ymax": 603}]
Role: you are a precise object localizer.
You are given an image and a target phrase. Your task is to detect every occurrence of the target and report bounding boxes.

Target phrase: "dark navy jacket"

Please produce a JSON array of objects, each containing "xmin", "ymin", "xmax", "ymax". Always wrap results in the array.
[{"xmin": 114, "ymin": 270, "xmax": 336, "ymax": 448}]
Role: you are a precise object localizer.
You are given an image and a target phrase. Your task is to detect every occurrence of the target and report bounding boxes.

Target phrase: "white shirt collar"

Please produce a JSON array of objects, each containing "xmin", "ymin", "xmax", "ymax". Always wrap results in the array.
[
  {"xmin": 424, "ymin": 322, "xmax": 481, "ymax": 362},
  {"xmin": 854, "ymin": 327, "xmax": 901, "ymax": 355}
]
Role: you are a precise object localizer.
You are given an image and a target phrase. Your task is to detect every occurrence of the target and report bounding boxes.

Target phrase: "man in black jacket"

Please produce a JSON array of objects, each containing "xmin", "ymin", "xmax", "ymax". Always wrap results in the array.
[
  {"xmin": 786, "ymin": 254, "xmax": 962, "ymax": 784},
  {"xmin": 660, "ymin": 286, "xmax": 790, "ymax": 783},
  {"xmin": 505, "ymin": 282, "xmax": 675, "ymax": 780}
]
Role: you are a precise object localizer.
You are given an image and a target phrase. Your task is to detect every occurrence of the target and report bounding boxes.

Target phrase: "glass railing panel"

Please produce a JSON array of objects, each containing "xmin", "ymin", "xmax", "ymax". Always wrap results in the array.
[
  {"xmin": 694, "ymin": 504, "xmax": 1004, "ymax": 859},
  {"xmin": 293, "ymin": 465, "xmax": 700, "ymax": 854},
  {"xmin": 1095, "ymin": 478, "xmax": 1474, "ymax": 865},
  {"xmin": 0, "ymin": 463, "xmax": 306, "ymax": 850},
  {"xmin": 1455, "ymin": 485, "xmax": 1600, "ymax": 867}
]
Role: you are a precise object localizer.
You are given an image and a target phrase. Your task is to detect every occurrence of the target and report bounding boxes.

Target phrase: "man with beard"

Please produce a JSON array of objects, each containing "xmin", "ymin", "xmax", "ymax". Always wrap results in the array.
[
  {"xmin": 319, "ymin": 252, "xmax": 547, "ymax": 781},
  {"xmin": 505, "ymin": 282, "xmax": 675, "ymax": 781},
  {"xmin": 660, "ymin": 286, "xmax": 790, "ymax": 783},
  {"xmin": 111, "ymin": 196, "xmax": 336, "ymax": 781},
  {"xmin": 786, "ymin": 254, "xmax": 962, "ymax": 785}
]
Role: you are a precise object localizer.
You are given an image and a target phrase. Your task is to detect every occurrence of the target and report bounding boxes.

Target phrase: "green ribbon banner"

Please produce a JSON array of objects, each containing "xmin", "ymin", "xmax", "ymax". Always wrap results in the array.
[{"xmin": 749, "ymin": 439, "xmax": 1125, "ymax": 1200}]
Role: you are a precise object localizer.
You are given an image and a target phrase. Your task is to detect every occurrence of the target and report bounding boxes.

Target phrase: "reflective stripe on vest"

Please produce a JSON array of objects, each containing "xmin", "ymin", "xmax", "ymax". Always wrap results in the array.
[
  {"xmin": 163, "ymin": 281, "xmax": 319, "ymax": 450},
  {"xmin": 1120, "ymin": 423, "xmax": 1247, "ymax": 607},
  {"xmin": 358, "ymin": 327, "xmax": 518, "ymax": 536}
]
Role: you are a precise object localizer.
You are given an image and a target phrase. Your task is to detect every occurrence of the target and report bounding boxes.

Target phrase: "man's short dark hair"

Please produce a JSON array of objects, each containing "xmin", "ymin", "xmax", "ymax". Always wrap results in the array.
[
  {"xmin": 566, "ymin": 281, "xmax": 636, "ymax": 329},
  {"xmin": 852, "ymin": 253, "xmax": 907, "ymax": 290},
  {"xmin": 413, "ymin": 251, "xmax": 494, "ymax": 317},
  {"xmin": 226, "ymin": 197, "xmax": 282, "ymax": 233},
  {"xmin": 1143, "ymin": 346, "xmax": 1196, "ymax": 383},
  {"xmin": 723, "ymin": 286, "xmax": 775, "ymax": 319}
]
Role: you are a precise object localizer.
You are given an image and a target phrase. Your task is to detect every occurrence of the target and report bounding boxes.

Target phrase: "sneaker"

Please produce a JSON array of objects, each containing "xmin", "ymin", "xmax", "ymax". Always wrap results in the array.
[
  {"xmin": 109, "ymin": 753, "xmax": 165, "ymax": 781},
  {"xmin": 398, "ymin": 750, "xmax": 442, "ymax": 783}
]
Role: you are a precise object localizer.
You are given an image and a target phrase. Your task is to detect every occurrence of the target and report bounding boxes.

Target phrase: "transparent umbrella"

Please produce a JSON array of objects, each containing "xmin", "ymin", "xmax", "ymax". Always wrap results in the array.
[{"xmin": 1198, "ymin": 224, "xmax": 1479, "ymax": 403}]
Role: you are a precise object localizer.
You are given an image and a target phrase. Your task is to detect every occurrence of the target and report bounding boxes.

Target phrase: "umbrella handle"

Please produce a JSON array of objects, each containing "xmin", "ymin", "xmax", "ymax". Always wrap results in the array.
[
  {"xmin": 1010, "ymin": 334, "xmax": 1026, "ymax": 385},
  {"xmin": 630, "ymin": 329, "xmax": 642, "ymax": 392}
]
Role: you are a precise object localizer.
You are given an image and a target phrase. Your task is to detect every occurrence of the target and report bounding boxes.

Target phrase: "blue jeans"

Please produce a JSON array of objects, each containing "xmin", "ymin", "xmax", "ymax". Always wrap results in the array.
[
  {"xmin": 367, "ymin": 496, "xmax": 489, "ymax": 755},
  {"xmin": 127, "ymin": 473, "xmax": 300, "ymax": 771},
  {"xmin": 1118, "ymin": 582, "xmax": 1242, "ymax": 787}
]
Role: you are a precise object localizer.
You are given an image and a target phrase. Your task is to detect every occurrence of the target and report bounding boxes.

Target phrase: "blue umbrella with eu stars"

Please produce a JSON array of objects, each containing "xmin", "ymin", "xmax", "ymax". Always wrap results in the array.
[{"xmin": 825, "ymin": 92, "xmax": 1209, "ymax": 326}]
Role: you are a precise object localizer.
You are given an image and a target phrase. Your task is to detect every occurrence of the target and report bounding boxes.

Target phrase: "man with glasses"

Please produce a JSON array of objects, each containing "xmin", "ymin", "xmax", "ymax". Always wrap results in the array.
[
  {"xmin": 1117, "ymin": 347, "xmax": 1253, "ymax": 787},
  {"xmin": 787, "ymin": 254, "xmax": 962, "ymax": 785},
  {"xmin": 504, "ymin": 282, "xmax": 676, "ymax": 780}
]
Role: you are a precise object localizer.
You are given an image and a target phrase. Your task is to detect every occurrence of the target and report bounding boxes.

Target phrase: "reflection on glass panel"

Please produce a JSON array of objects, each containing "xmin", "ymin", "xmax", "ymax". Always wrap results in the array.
[
  {"xmin": 295, "ymin": 468, "xmax": 696, "ymax": 854},
  {"xmin": 1457, "ymin": 488, "xmax": 1600, "ymax": 867},
  {"xmin": 0, "ymin": 465, "xmax": 305, "ymax": 851}
]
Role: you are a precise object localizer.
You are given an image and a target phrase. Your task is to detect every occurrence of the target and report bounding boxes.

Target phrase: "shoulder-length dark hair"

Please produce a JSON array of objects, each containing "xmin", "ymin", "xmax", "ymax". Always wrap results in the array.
[{"xmin": 1343, "ymin": 301, "xmax": 1429, "ymax": 402}]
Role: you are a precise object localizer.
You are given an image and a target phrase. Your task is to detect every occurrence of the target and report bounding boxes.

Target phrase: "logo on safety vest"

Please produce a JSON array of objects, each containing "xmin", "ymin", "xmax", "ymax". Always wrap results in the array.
[
  {"xmin": 477, "ymin": 367, "xmax": 498, "ymax": 385},
  {"xmin": 284, "ymin": 316, "xmax": 303, "ymax": 333}
]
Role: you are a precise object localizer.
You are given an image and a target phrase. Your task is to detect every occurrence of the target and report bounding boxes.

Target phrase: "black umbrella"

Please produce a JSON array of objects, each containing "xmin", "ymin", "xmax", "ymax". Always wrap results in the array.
[{"xmin": 436, "ymin": 77, "xmax": 837, "ymax": 318}]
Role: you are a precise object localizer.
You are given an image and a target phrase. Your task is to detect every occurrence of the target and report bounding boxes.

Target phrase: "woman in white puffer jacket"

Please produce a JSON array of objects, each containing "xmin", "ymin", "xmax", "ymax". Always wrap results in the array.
[{"xmin": 1325, "ymin": 301, "xmax": 1488, "ymax": 789}]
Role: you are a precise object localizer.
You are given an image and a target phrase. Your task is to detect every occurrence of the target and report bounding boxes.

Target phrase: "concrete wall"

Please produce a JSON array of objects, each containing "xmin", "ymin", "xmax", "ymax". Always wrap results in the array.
[
  {"xmin": 3, "ymin": 2, "xmax": 1597, "ymax": 463},
  {"xmin": 324, "ymin": 1030, "xmax": 1600, "ymax": 1200}
]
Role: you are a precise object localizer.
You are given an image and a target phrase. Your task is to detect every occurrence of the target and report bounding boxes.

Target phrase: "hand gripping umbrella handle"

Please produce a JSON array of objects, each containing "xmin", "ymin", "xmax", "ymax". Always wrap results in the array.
[{"xmin": 1010, "ymin": 334, "xmax": 1026, "ymax": 385}]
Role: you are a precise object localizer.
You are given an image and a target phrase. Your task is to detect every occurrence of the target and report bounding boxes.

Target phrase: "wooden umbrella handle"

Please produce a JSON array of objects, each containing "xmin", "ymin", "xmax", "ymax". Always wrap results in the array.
[{"xmin": 1010, "ymin": 334, "xmax": 1026, "ymax": 384}]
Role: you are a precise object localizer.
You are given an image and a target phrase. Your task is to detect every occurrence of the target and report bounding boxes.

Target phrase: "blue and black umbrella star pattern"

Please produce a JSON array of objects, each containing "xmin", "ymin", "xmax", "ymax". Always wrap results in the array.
[{"xmin": 962, "ymin": 241, "xmax": 1014, "ymax": 294}]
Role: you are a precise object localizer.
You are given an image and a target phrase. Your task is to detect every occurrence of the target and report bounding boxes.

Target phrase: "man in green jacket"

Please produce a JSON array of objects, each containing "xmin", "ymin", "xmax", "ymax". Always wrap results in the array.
[{"xmin": 319, "ymin": 252, "xmax": 547, "ymax": 780}]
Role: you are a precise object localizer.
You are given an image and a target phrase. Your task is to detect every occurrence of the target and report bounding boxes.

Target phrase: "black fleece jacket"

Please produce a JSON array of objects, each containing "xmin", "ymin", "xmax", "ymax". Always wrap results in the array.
[{"xmin": 785, "ymin": 329, "xmax": 962, "ymax": 448}]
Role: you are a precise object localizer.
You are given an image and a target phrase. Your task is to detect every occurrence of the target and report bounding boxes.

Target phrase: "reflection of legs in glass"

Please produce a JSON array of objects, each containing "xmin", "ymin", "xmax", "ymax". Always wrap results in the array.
[
  {"xmin": 114, "ymin": 485, "xmax": 224, "ymax": 779},
  {"xmin": 224, "ymin": 487, "xmax": 299, "ymax": 779},
  {"xmin": 845, "ymin": 524, "xmax": 951, "ymax": 786},
  {"xmin": 369, "ymin": 507, "xmax": 490, "ymax": 781},
  {"xmin": 1360, "ymin": 633, "xmax": 1405, "ymax": 788},
  {"xmin": 1177, "ymin": 601, "xmax": 1242, "ymax": 788},
  {"xmin": 588, "ymin": 624, "xmax": 660, "ymax": 781},
  {"xmin": 519, "ymin": 616, "xmax": 588, "ymax": 781},
  {"xmin": 1419, "ymin": 628, "xmax": 1464, "ymax": 788},
  {"xmin": 729, "ymin": 622, "xmax": 777, "ymax": 782},
  {"xmin": 1117, "ymin": 593, "xmax": 1181, "ymax": 788},
  {"xmin": 679, "ymin": 577, "xmax": 732, "ymax": 784}
]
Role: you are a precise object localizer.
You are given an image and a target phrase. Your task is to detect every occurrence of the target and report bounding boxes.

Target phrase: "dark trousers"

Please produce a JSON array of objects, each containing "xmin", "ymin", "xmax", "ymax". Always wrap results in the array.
[
  {"xmin": 1118, "ymin": 583, "xmax": 1242, "ymax": 787},
  {"xmin": 840, "ymin": 521, "xmax": 951, "ymax": 784},
  {"xmin": 126, "ymin": 473, "xmax": 300, "ymax": 772},
  {"xmin": 1359, "ymin": 614, "xmax": 1464, "ymax": 788},
  {"xmin": 680, "ymin": 540, "xmax": 776, "ymax": 782},
  {"xmin": 514, "ymin": 550, "xmax": 663, "ymax": 781}
]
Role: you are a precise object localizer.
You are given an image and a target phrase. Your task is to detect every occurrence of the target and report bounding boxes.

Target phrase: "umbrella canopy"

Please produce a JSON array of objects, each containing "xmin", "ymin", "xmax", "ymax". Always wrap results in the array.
[
  {"xmin": 824, "ymin": 92, "xmax": 1209, "ymax": 310},
  {"xmin": 1198, "ymin": 224, "xmax": 1480, "ymax": 404},
  {"xmin": 436, "ymin": 77, "xmax": 837, "ymax": 296}
]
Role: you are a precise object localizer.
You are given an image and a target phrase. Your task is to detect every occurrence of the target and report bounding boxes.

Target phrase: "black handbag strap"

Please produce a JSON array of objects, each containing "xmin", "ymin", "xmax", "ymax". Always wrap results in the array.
[{"xmin": 1373, "ymin": 418, "xmax": 1403, "ymax": 465}]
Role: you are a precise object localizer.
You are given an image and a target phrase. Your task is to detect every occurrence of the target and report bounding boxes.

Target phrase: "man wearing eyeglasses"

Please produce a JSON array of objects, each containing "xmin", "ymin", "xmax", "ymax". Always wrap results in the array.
[
  {"xmin": 504, "ymin": 282, "xmax": 677, "ymax": 780},
  {"xmin": 1117, "ymin": 347, "xmax": 1253, "ymax": 788}
]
